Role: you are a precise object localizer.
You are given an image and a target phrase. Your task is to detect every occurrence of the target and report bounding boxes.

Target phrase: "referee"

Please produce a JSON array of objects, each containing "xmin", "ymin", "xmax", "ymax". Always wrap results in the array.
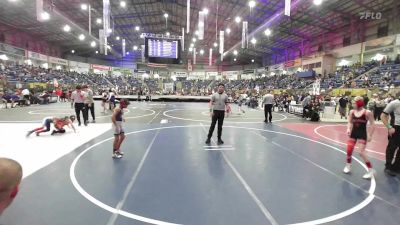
[
  {"xmin": 262, "ymin": 90, "xmax": 274, "ymax": 123},
  {"xmin": 71, "ymin": 85, "xmax": 87, "ymax": 126},
  {"xmin": 205, "ymin": 83, "xmax": 229, "ymax": 145},
  {"xmin": 381, "ymin": 93, "xmax": 400, "ymax": 176}
]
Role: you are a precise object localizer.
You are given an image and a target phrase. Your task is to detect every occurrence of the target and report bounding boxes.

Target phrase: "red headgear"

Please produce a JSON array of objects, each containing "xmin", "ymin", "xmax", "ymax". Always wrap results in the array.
[{"xmin": 355, "ymin": 99, "xmax": 364, "ymax": 108}]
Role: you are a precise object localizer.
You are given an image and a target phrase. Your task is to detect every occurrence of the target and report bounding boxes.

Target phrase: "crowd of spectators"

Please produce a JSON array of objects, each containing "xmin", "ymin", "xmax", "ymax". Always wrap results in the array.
[{"xmin": 1, "ymin": 59, "xmax": 400, "ymax": 109}]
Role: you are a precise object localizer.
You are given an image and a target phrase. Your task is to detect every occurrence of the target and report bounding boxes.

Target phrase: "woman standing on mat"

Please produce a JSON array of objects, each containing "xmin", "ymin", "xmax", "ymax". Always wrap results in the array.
[
  {"xmin": 111, "ymin": 98, "xmax": 130, "ymax": 159},
  {"xmin": 343, "ymin": 96, "xmax": 376, "ymax": 179}
]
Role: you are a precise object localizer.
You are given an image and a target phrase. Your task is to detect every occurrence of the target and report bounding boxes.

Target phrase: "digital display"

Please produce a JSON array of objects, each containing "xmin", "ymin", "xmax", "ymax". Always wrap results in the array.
[{"xmin": 147, "ymin": 39, "xmax": 179, "ymax": 59}]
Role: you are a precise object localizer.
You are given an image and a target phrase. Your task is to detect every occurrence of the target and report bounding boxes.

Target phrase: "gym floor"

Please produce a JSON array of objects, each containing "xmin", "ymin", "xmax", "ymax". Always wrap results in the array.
[{"xmin": 0, "ymin": 101, "xmax": 399, "ymax": 225}]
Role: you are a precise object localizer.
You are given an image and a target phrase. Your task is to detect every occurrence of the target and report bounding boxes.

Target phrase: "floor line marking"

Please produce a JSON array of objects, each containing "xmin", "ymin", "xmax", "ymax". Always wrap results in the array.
[
  {"xmin": 163, "ymin": 109, "xmax": 287, "ymax": 124},
  {"xmin": 70, "ymin": 125, "xmax": 377, "ymax": 225},
  {"xmin": 200, "ymin": 123, "xmax": 279, "ymax": 225},
  {"xmin": 106, "ymin": 129, "xmax": 161, "ymax": 225},
  {"xmin": 314, "ymin": 125, "xmax": 385, "ymax": 156},
  {"xmin": 147, "ymin": 111, "xmax": 162, "ymax": 124}
]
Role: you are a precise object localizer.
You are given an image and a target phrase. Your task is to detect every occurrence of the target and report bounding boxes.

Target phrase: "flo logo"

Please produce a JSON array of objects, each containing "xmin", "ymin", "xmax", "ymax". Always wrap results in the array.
[{"xmin": 360, "ymin": 12, "xmax": 382, "ymax": 20}]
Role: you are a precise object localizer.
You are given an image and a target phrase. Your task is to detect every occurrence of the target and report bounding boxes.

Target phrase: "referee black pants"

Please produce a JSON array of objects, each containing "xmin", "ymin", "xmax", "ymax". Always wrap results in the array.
[
  {"xmin": 385, "ymin": 126, "xmax": 400, "ymax": 172},
  {"xmin": 264, "ymin": 104, "xmax": 273, "ymax": 122},
  {"xmin": 74, "ymin": 103, "xmax": 87, "ymax": 124},
  {"xmin": 208, "ymin": 110, "xmax": 225, "ymax": 140},
  {"xmin": 85, "ymin": 103, "xmax": 95, "ymax": 121}
]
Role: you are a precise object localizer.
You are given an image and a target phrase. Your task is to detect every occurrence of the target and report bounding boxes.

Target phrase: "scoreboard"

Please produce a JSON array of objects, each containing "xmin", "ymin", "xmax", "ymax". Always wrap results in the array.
[
  {"xmin": 145, "ymin": 38, "xmax": 181, "ymax": 64},
  {"xmin": 147, "ymin": 39, "xmax": 179, "ymax": 59}
]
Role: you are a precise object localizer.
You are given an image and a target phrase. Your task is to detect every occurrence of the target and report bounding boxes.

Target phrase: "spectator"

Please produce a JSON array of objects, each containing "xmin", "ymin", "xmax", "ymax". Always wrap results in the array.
[{"xmin": 0, "ymin": 158, "xmax": 23, "ymax": 215}]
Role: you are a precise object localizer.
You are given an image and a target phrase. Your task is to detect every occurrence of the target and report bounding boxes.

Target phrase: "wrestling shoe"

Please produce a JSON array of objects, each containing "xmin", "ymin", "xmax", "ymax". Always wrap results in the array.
[{"xmin": 343, "ymin": 163, "xmax": 351, "ymax": 174}]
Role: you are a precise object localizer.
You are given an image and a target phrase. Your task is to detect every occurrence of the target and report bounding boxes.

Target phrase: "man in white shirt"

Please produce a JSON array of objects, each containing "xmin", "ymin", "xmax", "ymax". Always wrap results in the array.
[
  {"xmin": 205, "ymin": 83, "xmax": 229, "ymax": 145},
  {"xmin": 262, "ymin": 91, "xmax": 274, "ymax": 123},
  {"xmin": 71, "ymin": 85, "xmax": 87, "ymax": 126},
  {"xmin": 21, "ymin": 88, "xmax": 30, "ymax": 105}
]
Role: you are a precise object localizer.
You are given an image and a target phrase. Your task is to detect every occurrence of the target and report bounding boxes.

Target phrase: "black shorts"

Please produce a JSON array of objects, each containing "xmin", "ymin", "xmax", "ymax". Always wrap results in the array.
[{"xmin": 350, "ymin": 129, "xmax": 367, "ymax": 140}]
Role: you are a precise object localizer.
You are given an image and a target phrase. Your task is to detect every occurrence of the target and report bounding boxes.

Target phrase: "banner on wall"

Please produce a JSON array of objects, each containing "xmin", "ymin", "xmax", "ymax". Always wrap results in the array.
[
  {"xmin": 284, "ymin": 58, "xmax": 301, "ymax": 68},
  {"xmin": 91, "ymin": 64, "xmax": 111, "ymax": 71},
  {"xmin": 222, "ymin": 71, "xmax": 239, "ymax": 80},
  {"xmin": 48, "ymin": 57, "xmax": 68, "ymax": 66},
  {"xmin": 174, "ymin": 72, "xmax": 187, "ymax": 77},
  {"xmin": 0, "ymin": 43, "xmax": 26, "ymax": 56},
  {"xmin": 27, "ymin": 51, "xmax": 47, "ymax": 61},
  {"xmin": 365, "ymin": 35, "xmax": 396, "ymax": 51},
  {"xmin": 206, "ymin": 71, "xmax": 218, "ymax": 79},
  {"xmin": 113, "ymin": 67, "xmax": 132, "ymax": 75},
  {"xmin": 271, "ymin": 63, "xmax": 284, "ymax": 71}
]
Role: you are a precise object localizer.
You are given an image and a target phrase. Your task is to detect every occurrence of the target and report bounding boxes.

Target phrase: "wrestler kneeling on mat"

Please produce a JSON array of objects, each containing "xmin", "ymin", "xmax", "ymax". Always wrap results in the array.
[
  {"xmin": 51, "ymin": 116, "xmax": 76, "ymax": 135},
  {"xmin": 26, "ymin": 115, "xmax": 76, "ymax": 137}
]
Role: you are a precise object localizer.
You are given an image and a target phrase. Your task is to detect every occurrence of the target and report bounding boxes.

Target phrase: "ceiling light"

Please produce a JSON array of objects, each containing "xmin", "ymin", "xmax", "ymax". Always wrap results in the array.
[
  {"xmin": 96, "ymin": 18, "xmax": 102, "ymax": 24},
  {"xmin": 313, "ymin": 0, "xmax": 323, "ymax": 5},
  {"xmin": 133, "ymin": 45, "xmax": 138, "ymax": 50},
  {"xmin": 235, "ymin": 16, "xmax": 241, "ymax": 23},
  {"xmin": 8, "ymin": 0, "xmax": 18, "ymax": 2},
  {"xmin": 203, "ymin": 8, "xmax": 209, "ymax": 15},
  {"xmin": 164, "ymin": 13, "xmax": 169, "ymax": 18},
  {"xmin": 213, "ymin": 42, "xmax": 218, "ymax": 47},
  {"xmin": 41, "ymin": 12, "xmax": 50, "ymax": 21},
  {"xmin": 71, "ymin": 50, "xmax": 75, "ymax": 54},
  {"xmin": 189, "ymin": 47, "xmax": 193, "ymax": 52},
  {"xmin": 81, "ymin": 4, "xmax": 88, "ymax": 10},
  {"xmin": 116, "ymin": 36, "xmax": 120, "ymax": 41},
  {"xmin": 120, "ymin": 1, "xmax": 126, "ymax": 7},
  {"xmin": 135, "ymin": 26, "xmax": 140, "ymax": 31},
  {"xmin": 233, "ymin": 50, "xmax": 238, "ymax": 55},
  {"xmin": 166, "ymin": 32, "xmax": 170, "ymax": 36},
  {"xmin": 95, "ymin": 51, "xmax": 99, "ymax": 54},
  {"xmin": 234, "ymin": 58, "xmax": 237, "ymax": 61},
  {"xmin": 251, "ymin": 38, "xmax": 256, "ymax": 44},
  {"xmin": 264, "ymin": 28, "xmax": 272, "ymax": 36},
  {"xmin": 225, "ymin": 28, "xmax": 231, "ymax": 34},
  {"xmin": 90, "ymin": 41, "xmax": 96, "ymax": 47},
  {"xmin": 79, "ymin": 34, "xmax": 85, "ymax": 41},
  {"xmin": 63, "ymin": 25, "xmax": 71, "ymax": 32},
  {"xmin": 192, "ymin": 38, "xmax": 197, "ymax": 42},
  {"xmin": 190, "ymin": 43, "xmax": 194, "ymax": 48},
  {"xmin": 126, "ymin": 52, "xmax": 130, "ymax": 55},
  {"xmin": 251, "ymin": 59, "xmax": 255, "ymax": 63},
  {"xmin": 249, "ymin": 0, "xmax": 256, "ymax": 8},
  {"xmin": 200, "ymin": 49, "xmax": 204, "ymax": 55}
]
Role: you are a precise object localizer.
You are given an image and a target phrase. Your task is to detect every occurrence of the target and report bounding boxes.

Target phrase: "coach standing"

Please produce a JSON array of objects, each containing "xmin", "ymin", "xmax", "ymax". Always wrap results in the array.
[
  {"xmin": 71, "ymin": 85, "xmax": 87, "ymax": 126},
  {"xmin": 205, "ymin": 83, "xmax": 229, "ymax": 145},
  {"xmin": 262, "ymin": 91, "xmax": 274, "ymax": 123},
  {"xmin": 381, "ymin": 94, "xmax": 400, "ymax": 176}
]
